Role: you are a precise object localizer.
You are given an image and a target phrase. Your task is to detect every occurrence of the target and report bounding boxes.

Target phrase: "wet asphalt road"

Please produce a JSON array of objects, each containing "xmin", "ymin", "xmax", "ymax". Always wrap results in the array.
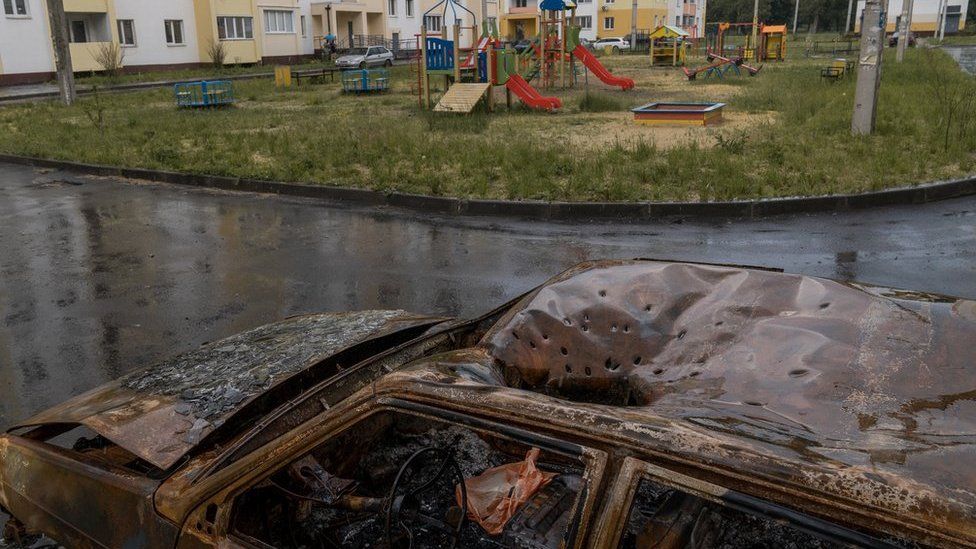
[
  {"xmin": 943, "ymin": 44, "xmax": 976, "ymax": 74},
  {"xmin": 1, "ymin": 161, "xmax": 976, "ymax": 429}
]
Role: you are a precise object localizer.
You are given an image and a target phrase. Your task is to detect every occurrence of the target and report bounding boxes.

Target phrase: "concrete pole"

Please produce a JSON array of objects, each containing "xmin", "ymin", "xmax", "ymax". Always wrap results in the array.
[
  {"xmin": 630, "ymin": 0, "xmax": 638, "ymax": 52},
  {"xmin": 751, "ymin": 0, "xmax": 759, "ymax": 60},
  {"xmin": 852, "ymin": 0, "xmax": 884, "ymax": 135},
  {"xmin": 936, "ymin": 0, "xmax": 946, "ymax": 39},
  {"xmin": 45, "ymin": 0, "xmax": 76, "ymax": 106},
  {"xmin": 845, "ymin": 0, "xmax": 855, "ymax": 34},
  {"xmin": 792, "ymin": 0, "xmax": 800, "ymax": 34},
  {"xmin": 896, "ymin": 0, "xmax": 912, "ymax": 61}
]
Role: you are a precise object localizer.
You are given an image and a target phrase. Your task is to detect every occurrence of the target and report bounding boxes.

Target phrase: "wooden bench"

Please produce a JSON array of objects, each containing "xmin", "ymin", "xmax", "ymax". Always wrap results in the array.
[{"xmin": 292, "ymin": 68, "xmax": 340, "ymax": 85}]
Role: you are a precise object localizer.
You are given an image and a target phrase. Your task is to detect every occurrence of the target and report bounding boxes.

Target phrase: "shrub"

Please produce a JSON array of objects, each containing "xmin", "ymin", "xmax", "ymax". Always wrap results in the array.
[
  {"xmin": 207, "ymin": 40, "xmax": 228, "ymax": 69},
  {"xmin": 93, "ymin": 42, "xmax": 125, "ymax": 81}
]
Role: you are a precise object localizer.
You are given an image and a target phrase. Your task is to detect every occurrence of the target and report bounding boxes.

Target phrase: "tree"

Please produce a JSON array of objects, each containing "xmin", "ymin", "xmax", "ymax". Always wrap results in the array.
[{"xmin": 706, "ymin": 0, "xmax": 849, "ymax": 31}]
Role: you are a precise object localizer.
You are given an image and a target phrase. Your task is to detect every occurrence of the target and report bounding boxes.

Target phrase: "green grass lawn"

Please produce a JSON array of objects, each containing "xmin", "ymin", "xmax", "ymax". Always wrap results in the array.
[{"xmin": 0, "ymin": 47, "xmax": 973, "ymax": 202}]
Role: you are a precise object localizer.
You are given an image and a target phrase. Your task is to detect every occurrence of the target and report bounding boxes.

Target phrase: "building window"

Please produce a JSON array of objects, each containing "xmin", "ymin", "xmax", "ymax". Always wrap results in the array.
[
  {"xmin": 604, "ymin": 0, "xmax": 615, "ymax": 4},
  {"xmin": 263, "ymin": 10, "xmax": 293, "ymax": 34},
  {"xmin": 388, "ymin": 0, "xmax": 396, "ymax": 15},
  {"xmin": 2, "ymin": 0, "xmax": 28, "ymax": 16},
  {"xmin": 67, "ymin": 19, "xmax": 87, "ymax": 42},
  {"xmin": 675, "ymin": 15, "xmax": 679, "ymax": 25},
  {"xmin": 487, "ymin": 16, "xmax": 497, "ymax": 28},
  {"xmin": 406, "ymin": 0, "xmax": 414, "ymax": 16},
  {"xmin": 117, "ymin": 19, "xmax": 136, "ymax": 46},
  {"xmin": 604, "ymin": 16, "xmax": 614, "ymax": 29},
  {"xmin": 300, "ymin": 15, "xmax": 307, "ymax": 36},
  {"xmin": 425, "ymin": 15, "xmax": 442, "ymax": 32},
  {"xmin": 514, "ymin": 0, "xmax": 528, "ymax": 6},
  {"xmin": 577, "ymin": 15, "xmax": 591, "ymax": 28},
  {"xmin": 218, "ymin": 16, "xmax": 254, "ymax": 39},
  {"xmin": 164, "ymin": 19, "xmax": 184, "ymax": 44}
]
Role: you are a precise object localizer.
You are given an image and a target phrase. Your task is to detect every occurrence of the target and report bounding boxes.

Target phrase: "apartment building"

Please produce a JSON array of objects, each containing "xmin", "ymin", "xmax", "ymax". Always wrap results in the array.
[
  {"xmin": 591, "ymin": 0, "xmax": 668, "ymax": 40},
  {"xmin": 854, "ymin": 0, "xmax": 968, "ymax": 33},
  {"xmin": 0, "ymin": 0, "xmax": 500, "ymax": 85},
  {"xmin": 576, "ymin": 0, "xmax": 597, "ymax": 40},
  {"xmin": 0, "ymin": 0, "xmax": 316, "ymax": 85},
  {"xmin": 666, "ymin": 0, "xmax": 703, "ymax": 38},
  {"xmin": 310, "ymin": 0, "xmax": 386, "ymax": 50}
]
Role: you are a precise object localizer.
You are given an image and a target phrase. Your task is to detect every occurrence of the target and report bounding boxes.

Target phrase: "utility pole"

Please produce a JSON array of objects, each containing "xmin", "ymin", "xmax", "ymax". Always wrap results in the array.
[
  {"xmin": 845, "ymin": 0, "xmax": 854, "ymax": 34},
  {"xmin": 852, "ymin": 0, "xmax": 884, "ymax": 135},
  {"xmin": 751, "ymin": 0, "xmax": 759, "ymax": 60},
  {"xmin": 896, "ymin": 0, "xmax": 912, "ymax": 61},
  {"xmin": 45, "ymin": 0, "xmax": 76, "ymax": 105},
  {"xmin": 792, "ymin": 0, "xmax": 800, "ymax": 34},
  {"xmin": 936, "ymin": 0, "xmax": 946, "ymax": 39},
  {"xmin": 630, "ymin": 0, "xmax": 638, "ymax": 53},
  {"xmin": 482, "ymin": 0, "xmax": 488, "ymax": 36}
]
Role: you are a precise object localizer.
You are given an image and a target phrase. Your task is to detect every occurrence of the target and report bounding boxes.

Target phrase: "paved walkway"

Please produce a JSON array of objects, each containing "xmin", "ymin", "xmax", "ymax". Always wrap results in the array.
[
  {"xmin": 1, "ymin": 160, "xmax": 975, "ymax": 429},
  {"xmin": 944, "ymin": 44, "xmax": 976, "ymax": 74}
]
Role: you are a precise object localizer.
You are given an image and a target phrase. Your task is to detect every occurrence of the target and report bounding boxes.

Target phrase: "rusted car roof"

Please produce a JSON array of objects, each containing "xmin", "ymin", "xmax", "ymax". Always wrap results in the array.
[
  {"xmin": 376, "ymin": 260, "xmax": 976, "ymax": 545},
  {"xmin": 10, "ymin": 311, "xmax": 443, "ymax": 469}
]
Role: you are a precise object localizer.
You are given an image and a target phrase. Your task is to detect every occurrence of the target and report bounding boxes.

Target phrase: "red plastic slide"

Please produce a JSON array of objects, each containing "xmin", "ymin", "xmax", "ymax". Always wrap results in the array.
[
  {"xmin": 505, "ymin": 73, "xmax": 562, "ymax": 111},
  {"xmin": 572, "ymin": 45, "xmax": 635, "ymax": 90}
]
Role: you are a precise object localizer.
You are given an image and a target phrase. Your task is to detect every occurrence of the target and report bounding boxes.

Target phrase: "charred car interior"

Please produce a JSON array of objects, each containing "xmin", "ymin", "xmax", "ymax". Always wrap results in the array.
[
  {"xmin": 2, "ymin": 260, "xmax": 976, "ymax": 549},
  {"xmin": 230, "ymin": 411, "xmax": 586, "ymax": 549}
]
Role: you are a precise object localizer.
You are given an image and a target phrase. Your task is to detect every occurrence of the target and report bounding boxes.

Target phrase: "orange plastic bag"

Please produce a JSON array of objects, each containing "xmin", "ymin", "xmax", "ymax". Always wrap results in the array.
[{"xmin": 455, "ymin": 447, "xmax": 557, "ymax": 535}]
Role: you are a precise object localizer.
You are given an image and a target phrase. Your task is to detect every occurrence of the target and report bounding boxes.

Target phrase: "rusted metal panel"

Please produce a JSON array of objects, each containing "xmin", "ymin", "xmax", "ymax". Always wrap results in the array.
[
  {"xmin": 0, "ymin": 436, "xmax": 179, "ymax": 549},
  {"xmin": 8, "ymin": 311, "xmax": 443, "ymax": 470},
  {"xmin": 372, "ymin": 260, "xmax": 976, "ymax": 546}
]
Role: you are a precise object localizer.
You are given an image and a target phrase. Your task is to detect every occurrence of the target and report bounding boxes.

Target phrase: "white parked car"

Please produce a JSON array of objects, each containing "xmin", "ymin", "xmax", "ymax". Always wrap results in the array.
[
  {"xmin": 335, "ymin": 46, "xmax": 394, "ymax": 69},
  {"xmin": 591, "ymin": 37, "xmax": 630, "ymax": 52}
]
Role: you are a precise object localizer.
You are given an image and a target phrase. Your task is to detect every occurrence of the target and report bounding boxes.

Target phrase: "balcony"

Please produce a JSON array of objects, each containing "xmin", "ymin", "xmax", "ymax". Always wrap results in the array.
[
  {"xmin": 66, "ymin": 11, "xmax": 112, "ymax": 72},
  {"xmin": 63, "ymin": 0, "xmax": 108, "ymax": 13},
  {"xmin": 69, "ymin": 42, "xmax": 112, "ymax": 72},
  {"xmin": 509, "ymin": 0, "xmax": 537, "ymax": 14}
]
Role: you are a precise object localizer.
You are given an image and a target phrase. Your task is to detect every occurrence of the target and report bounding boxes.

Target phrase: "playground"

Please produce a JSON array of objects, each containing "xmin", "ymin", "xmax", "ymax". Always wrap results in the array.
[{"xmin": 0, "ymin": 44, "xmax": 973, "ymax": 202}]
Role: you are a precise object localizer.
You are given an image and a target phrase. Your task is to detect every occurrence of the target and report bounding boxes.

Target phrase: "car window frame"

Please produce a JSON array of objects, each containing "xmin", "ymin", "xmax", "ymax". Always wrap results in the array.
[
  {"xmin": 184, "ymin": 402, "xmax": 609, "ymax": 549},
  {"xmin": 591, "ymin": 457, "xmax": 902, "ymax": 549}
]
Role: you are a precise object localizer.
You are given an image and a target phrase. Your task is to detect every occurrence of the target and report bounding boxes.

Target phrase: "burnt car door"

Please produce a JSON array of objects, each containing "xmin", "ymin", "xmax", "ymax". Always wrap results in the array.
[
  {"xmin": 174, "ymin": 402, "xmax": 607, "ymax": 549},
  {"xmin": 592, "ymin": 457, "xmax": 917, "ymax": 549}
]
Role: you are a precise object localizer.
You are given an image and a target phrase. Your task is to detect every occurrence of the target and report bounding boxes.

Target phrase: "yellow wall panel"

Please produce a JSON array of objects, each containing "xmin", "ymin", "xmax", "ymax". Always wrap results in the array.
[{"xmin": 63, "ymin": 0, "xmax": 108, "ymax": 13}]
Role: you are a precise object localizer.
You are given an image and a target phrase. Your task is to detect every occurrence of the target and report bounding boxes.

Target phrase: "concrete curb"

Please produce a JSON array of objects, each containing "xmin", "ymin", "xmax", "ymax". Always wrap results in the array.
[
  {"xmin": 3, "ymin": 154, "xmax": 975, "ymax": 220},
  {"xmin": 0, "ymin": 72, "xmax": 277, "ymax": 103}
]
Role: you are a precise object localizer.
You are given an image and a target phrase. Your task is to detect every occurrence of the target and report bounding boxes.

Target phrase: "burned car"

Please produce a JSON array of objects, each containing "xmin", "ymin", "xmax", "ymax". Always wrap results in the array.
[{"xmin": 2, "ymin": 259, "xmax": 976, "ymax": 548}]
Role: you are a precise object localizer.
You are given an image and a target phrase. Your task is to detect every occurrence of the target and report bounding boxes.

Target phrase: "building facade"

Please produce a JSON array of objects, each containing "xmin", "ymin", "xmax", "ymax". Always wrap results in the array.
[
  {"xmin": 666, "ymin": 0, "xmax": 704, "ymax": 38},
  {"xmin": 0, "ymin": 0, "xmax": 318, "ymax": 85},
  {"xmin": 590, "ymin": 0, "xmax": 668, "ymax": 40},
  {"xmin": 854, "ymin": 0, "xmax": 968, "ymax": 33},
  {"xmin": 497, "ymin": 0, "xmax": 665, "ymax": 42}
]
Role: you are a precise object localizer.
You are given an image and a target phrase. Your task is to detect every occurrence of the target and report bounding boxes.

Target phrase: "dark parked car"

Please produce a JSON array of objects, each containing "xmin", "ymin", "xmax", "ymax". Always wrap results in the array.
[
  {"xmin": 888, "ymin": 31, "xmax": 917, "ymax": 47},
  {"xmin": 2, "ymin": 260, "xmax": 976, "ymax": 548}
]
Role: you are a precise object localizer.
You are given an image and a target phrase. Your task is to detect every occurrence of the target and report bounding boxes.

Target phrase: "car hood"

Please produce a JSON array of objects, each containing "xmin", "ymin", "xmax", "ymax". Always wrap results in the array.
[{"xmin": 7, "ymin": 311, "xmax": 444, "ymax": 470}]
